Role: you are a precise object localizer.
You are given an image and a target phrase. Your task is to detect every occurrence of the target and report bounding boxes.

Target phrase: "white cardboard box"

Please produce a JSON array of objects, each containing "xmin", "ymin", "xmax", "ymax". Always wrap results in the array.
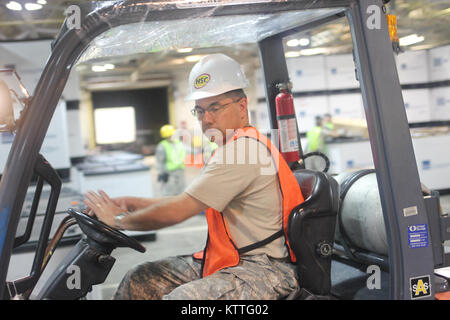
[
  {"xmin": 401, "ymin": 89, "xmax": 431, "ymax": 123},
  {"xmin": 413, "ymin": 134, "xmax": 450, "ymax": 190},
  {"xmin": 293, "ymin": 95, "xmax": 329, "ymax": 133},
  {"xmin": 326, "ymin": 140, "xmax": 373, "ymax": 174},
  {"xmin": 325, "ymin": 134, "xmax": 450, "ymax": 190},
  {"xmin": 396, "ymin": 50, "xmax": 429, "ymax": 84},
  {"xmin": 430, "ymin": 86, "xmax": 450, "ymax": 121},
  {"xmin": 287, "ymin": 56, "xmax": 327, "ymax": 92},
  {"xmin": 327, "ymin": 93, "xmax": 364, "ymax": 119},
  {"xmin": 324, "ymin": 54, "xmax": 359, "ymax": 90},
  {"xmin": 428, "ymin": 45, "xmax": 450, "ymax": 82}
]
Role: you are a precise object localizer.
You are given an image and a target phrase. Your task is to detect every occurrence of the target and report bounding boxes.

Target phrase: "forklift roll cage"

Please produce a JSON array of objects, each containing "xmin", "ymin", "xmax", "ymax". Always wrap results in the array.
[{"xmin": 0, "ymin": 0, "xmax": 448, "ymax": 300}]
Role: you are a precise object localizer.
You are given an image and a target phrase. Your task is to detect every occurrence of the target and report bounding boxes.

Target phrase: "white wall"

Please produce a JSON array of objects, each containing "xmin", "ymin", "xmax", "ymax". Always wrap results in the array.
[
  {"xmin": 172, "ymin": 68, "xmax": 201, "ymax": 132},
  {"xmin": 0, "ymin": 40, "xmax": 84, "ymax": 161},
  {"xmin": 0, "ymin": 101, "xmax": 71, "ymax": 173},
  {"xmin": 0, "ymin": 40, "xmax": 81, "ymax": 100}
]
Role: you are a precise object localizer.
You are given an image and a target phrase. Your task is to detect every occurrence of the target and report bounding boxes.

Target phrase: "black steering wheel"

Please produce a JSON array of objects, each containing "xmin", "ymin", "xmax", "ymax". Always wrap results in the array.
[{"xmin": 67, "ymin": 208, "xmax": 146, "ymax": 253}]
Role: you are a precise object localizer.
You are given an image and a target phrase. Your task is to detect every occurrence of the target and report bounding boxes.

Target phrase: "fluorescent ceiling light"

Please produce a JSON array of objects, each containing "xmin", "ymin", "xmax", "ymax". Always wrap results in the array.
[
  {"xmin": 6, "ymin": 1, "xmax": 22, "ymax": 11},
  {"xmin": 287, "ymin": 38, "xmax": 310, "ymax": 48},
  {"xmin": 300, "ymin": 47, "xmax": 327, "ymax": 56},
  {"xmin": 285, "ymin": 51, "xmax": 301, "ymax": 58},
  {"xmin": 37, "ymin": 0, "xmax": 47, "ymax": 4},
  {"xmin": 92, "ymin": 65, "xmax": 107, "ymax": 72},
  {"xmin": 24, "ymin": 3, "xmax": 43, "ymax": 11},
  {"xmin": 299, "ymin": 38, "xmax": 310, "ymax": 46},
  {"xmin": 177, "ymin": 47, "xmax": 193, "ymax": 53},
  {"xmin": 437, "ymin": 8, "xmax": 450, "ymax": 16},
  {"xmin": 286, "ymin": 39, "xmax": 299, "ymax": 47},
  {"xmin": 399, "ymin": 34, "xmax": 425, "ymax": 46},
  {"xmin": 311, "ymin": 30, "xmax": 333, "ymax": 46},
  {"xmin": 92, "ymin": 64, "xmax": 115, "ymax": 72},
  {"xmin": 185, "ymin": 55, "xmax": 203, "ymax": 62}
]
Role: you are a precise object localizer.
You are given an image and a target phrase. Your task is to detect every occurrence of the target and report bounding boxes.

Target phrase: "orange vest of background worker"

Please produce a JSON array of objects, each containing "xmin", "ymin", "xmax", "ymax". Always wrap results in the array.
[{"xmin": 194, "ymin": 126, "xmax": 304, "ymax": 277}]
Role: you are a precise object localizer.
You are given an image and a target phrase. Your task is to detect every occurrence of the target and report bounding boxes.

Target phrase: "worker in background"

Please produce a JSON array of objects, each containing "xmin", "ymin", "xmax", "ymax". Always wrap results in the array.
[
  {"xmin": 322, "ymin": 113, "xmax": 338, "ymax": 141},
  {"xmin": 203, "ymin": 139, "xmax": 218, "ymax": 164},
  {"xmin": 155, "ymin": 124, "xmax": 186, "ymax": 196},
  {"xmin": 83, "ymin": 53, "xmax": 304, "ymax": 300},
  {"xmin": 185, "ymin": 136, "xmax": 218, "ymax": 168},
  {"xmin": 305, "ymin": 116, "xmax": 326, "ymax": 171},
  {"xmin": 175, "ymin": 120, "xmax": 192, "ymax": 154},
  {"xmin": 185, "ymin": 136, "xmax": 204, "ymax": 168},
  {"xmin": 322, "ymin": 113, "xmax": 334, "ymax": 130},
  {"xmin": 306, "ymin": 116, "xmax": 325, "ymax": 154}
]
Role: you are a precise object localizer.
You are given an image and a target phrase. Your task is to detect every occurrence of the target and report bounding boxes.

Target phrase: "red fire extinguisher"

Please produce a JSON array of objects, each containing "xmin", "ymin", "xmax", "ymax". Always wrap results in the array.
[{"xmin": 275, "ymin": 82, "xmax": 300, "ymax": 163}]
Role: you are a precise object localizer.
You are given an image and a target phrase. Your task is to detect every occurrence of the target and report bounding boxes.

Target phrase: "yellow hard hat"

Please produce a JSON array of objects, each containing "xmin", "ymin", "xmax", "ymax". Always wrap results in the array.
[{"xmin": 160, "ymin": 124, "xmax": 175, "ymax": 138}]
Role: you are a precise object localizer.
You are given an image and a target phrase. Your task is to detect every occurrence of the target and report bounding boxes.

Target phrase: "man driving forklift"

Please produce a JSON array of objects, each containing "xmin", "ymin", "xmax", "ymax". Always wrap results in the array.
[{"xmin": 84, "ymin": 53, "xmax": 305, "ymax": 300}]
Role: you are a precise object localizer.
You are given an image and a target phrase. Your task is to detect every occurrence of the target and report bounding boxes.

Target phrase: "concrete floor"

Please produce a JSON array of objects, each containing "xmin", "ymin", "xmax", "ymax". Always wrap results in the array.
[{"xmin": 6, "ymin": 164, "xmax": 450, "ymax": 300}]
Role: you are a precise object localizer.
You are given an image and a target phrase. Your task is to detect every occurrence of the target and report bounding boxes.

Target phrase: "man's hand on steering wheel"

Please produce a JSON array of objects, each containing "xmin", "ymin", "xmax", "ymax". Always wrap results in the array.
[{"xmin": 83, "ymin": 190, "xmax": 128, "ymax": 228}]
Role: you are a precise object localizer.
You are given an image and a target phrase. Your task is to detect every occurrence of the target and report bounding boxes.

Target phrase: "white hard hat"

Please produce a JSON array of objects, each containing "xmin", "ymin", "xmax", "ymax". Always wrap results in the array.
[{"xmin": 185, "ymin": 53, "xmax": 249, "ymax": 101}]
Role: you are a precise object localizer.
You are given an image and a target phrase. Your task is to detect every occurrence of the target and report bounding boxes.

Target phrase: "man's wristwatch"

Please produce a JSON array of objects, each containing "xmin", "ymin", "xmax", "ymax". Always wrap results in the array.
[{"xmin": 114, "ymin": 212, "xmax": 128, "ymax": 230}]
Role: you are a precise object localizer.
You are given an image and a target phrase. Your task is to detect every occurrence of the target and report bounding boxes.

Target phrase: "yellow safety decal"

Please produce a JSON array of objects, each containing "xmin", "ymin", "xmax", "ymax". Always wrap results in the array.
[
  {"xmin": 194, "ymin": 73, "xmax": 210, "ymax": 89},
  {"xmin": 410, "ymin": 275, "xmax": 431, "ymax": 299}
]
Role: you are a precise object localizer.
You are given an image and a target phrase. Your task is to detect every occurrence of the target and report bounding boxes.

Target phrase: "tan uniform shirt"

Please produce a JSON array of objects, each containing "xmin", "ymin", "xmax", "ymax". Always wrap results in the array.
[{"xmin": 185, "ymin": 137, "xmax": 287, "ymax": 258}]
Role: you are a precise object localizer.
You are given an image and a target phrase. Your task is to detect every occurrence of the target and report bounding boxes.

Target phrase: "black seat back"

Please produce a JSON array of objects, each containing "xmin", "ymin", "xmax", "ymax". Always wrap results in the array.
[{"xmin": 287, "ymin": 169, "xmax": 339, "ymax": 296}]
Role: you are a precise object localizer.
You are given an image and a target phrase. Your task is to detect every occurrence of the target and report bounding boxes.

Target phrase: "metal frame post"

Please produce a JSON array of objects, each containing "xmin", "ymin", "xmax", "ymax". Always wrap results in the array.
[
  {"xmin": 347, "ymin": 0, "xmax": 435, "ymax": 300},
  {"xmin": 258, "ymin": 36, "xmax": 305, "ymax": 164},
  {"xmin": 258, "ymin": 36, "xmax": 291, "ymax": 132},
  {"xmin": 257, "ymin": 9, "xmax": 345, "ymax": 165}
]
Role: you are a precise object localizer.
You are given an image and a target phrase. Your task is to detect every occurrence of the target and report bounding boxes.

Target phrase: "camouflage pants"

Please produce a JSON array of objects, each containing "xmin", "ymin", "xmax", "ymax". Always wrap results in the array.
[{"xmin": 113, "ymin": 254, "xmax": 299, "ymax": 300}]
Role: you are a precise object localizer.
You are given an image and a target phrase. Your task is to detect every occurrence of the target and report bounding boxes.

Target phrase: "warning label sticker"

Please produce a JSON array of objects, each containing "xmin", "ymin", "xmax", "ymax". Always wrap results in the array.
[
  {"xmin": 278, "ymin": 118, "xmax": 299, "ymax": 153},
  {"xmin": 407, "ymin": 224, "xmax": 429, "ymax": 249}
]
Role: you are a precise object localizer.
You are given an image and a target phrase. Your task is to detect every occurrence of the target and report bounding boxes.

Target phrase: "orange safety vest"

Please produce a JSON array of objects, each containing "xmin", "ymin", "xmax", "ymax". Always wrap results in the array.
[{"xmin": 193, "ymin": 126, "xmax": 304, "ymax": 277}]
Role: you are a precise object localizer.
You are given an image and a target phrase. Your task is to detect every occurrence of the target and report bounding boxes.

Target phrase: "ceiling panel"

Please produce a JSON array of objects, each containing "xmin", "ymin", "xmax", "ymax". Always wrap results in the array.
[{"xmin": 0, "ymin": 0, "xmax": 448, "ymax": 89}]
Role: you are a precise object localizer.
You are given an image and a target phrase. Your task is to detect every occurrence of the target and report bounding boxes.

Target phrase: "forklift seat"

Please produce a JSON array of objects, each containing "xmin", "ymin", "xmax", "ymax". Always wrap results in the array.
[{"xmin": 285, "ymin": 169, "xmax": 339, "ymax": 299}]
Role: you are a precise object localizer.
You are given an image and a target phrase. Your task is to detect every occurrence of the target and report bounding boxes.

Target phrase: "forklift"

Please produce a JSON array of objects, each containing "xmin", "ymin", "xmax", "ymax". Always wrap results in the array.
[{"xmin": 0, "ymin": 0, "xmax": 449, "ymax": 300}]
